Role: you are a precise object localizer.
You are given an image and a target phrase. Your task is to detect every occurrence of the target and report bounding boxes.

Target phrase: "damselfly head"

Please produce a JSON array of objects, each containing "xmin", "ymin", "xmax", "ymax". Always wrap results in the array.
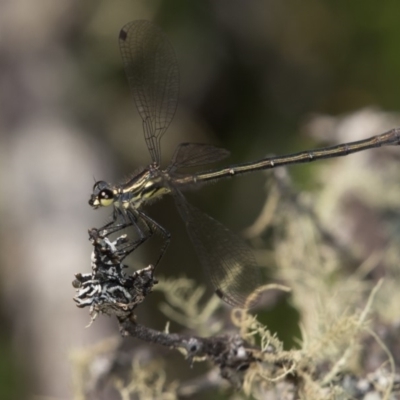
[{"xmin": 89, "ymin": 181, "xmax": 115, "ymax": 209}]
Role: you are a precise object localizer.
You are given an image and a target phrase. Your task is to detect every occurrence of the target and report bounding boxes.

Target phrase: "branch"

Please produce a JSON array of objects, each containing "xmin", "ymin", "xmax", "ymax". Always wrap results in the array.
[{"xmin": 72, "ymin": 229, "xmax": 260, "ymax": 388}]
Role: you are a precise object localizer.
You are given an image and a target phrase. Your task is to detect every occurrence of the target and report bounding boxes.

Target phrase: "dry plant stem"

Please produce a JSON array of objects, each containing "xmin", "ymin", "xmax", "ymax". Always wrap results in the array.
[
  {"xmin": 119, "ymin": 315, "xmax": 190, "ymax": 350},
  {"xmin": 119, "ymin": 314, "xmax": 257, "ymax": 372},
  {"xmin": 74, "ymin": 229, "xmax": 259, "ymax": 387},
  {"xmin": 118, "ymin": 314, "xmax": 260, "ymax": 389}
]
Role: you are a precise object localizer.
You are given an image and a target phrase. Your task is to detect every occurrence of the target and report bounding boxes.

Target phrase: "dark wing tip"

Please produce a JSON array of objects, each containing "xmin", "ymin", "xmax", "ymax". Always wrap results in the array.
[
  {"xmin": 215, "ymin": 288, "xmax": 224, "ymax": 299},
  {"xmin": 119, "ymin": 28, "xmax": 128, "ymax": 41},
  {"xmin": 215, "ymin": 287, "xmax": 261, "ymax": 309},
  {"xmin": 215, "ymin": 288, "xmax": 241, "ymax": 307}
]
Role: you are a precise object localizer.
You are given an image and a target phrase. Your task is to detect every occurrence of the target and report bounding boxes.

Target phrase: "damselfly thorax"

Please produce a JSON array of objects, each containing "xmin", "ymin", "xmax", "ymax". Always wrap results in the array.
[{"xmin": 90, "ymin": 165, "xmax": 172, "ymax": 211}]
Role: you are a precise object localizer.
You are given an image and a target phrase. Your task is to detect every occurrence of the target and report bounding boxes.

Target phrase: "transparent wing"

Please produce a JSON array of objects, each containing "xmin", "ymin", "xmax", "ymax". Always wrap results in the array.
[
  {"xmin": 168, "ymin": 143, "xmax": 230, "ymax": 172},
  {"xmin": 173, "ymin": 190, "xmax": 261, "ymax": 307},
  {"xmin": 119, "ymin": 20, "xmax": 179, "ymax": 165}
]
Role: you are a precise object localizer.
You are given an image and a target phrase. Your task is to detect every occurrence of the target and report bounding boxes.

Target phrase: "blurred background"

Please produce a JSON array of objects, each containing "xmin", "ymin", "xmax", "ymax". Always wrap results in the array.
[{"xmin": 2, "ymin": 0, "xmax": 400, "ymax": 399}]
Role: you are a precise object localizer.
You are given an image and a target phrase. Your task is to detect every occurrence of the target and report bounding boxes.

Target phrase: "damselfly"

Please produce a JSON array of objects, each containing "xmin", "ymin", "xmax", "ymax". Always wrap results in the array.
[{"xmin": 89, "ymin": 20, "xmax": 400, "ymax": 307}]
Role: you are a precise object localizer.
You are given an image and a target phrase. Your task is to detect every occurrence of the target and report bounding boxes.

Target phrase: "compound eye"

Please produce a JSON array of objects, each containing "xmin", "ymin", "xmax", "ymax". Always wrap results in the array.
[
  {"xmin": 99, "ymin": 189, "xmax": 114, "ymax": 207},
  {"xmin": 93, "ymin": 180, "xmax": 108, "ymax": 192}
]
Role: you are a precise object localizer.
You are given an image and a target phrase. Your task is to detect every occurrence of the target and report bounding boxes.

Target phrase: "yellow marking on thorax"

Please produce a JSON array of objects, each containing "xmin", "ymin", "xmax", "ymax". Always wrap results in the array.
[{"xmin": 115, "ymin": 180, "xmax": 171, "ymax": 210}]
